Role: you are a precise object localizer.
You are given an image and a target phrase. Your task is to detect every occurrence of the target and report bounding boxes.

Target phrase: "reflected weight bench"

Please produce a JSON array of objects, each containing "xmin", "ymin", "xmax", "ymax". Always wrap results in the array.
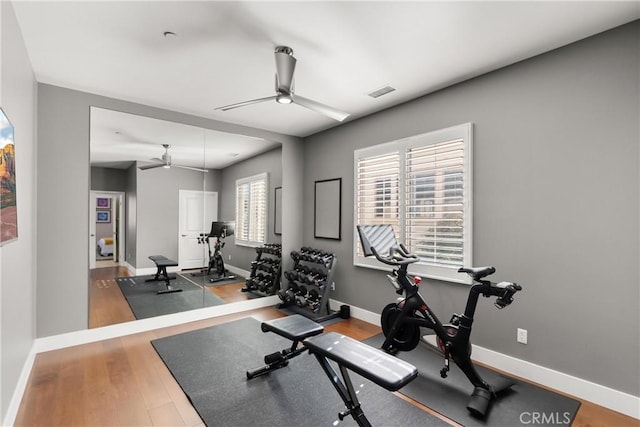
[
  {"xmin": 247, "ymin": 315, "xmax": 418, "ymax": 427},
  {"xmin": 146, "ymin": 255, "xmax": 182, "ymax": 294}
]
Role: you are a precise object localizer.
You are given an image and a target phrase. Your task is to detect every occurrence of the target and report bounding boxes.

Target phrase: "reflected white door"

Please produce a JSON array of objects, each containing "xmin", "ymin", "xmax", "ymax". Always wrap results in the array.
[{"xmin": 178, "ymin": 190, "xmax": 218, "ymax": 270}]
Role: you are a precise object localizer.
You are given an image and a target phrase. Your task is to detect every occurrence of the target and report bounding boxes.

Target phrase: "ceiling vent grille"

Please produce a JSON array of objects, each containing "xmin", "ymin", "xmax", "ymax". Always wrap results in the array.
[{"xmin": 368, "ymin": 85, "xmax": 396, "ymax": 98}]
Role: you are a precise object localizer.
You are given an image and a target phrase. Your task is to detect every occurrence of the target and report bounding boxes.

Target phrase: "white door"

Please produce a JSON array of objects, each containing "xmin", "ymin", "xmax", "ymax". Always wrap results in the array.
[{"xmin": 179, "ymin": 190, "xmax": 218, "ymax": 270}]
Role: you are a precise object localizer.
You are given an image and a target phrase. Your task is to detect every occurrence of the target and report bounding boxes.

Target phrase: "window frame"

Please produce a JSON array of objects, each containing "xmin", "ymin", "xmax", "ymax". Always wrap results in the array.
[
  {"xmin": 235, "ymin": 172, "xmax": 269, "ymax": 248},
  {"xmin": 353, "ymin": 123, "xmax": 473, "ymax": 284}
]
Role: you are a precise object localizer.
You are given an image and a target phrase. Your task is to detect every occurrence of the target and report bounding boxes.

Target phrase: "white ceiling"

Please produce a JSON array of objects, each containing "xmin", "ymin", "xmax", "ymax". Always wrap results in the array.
[
  {"xmin": 12, "ymin": 1, "xmax": 640, "ymax": 163},
  {"xmin": 90, "ymin": 107, "xmax": 280, "ymax": 169}
]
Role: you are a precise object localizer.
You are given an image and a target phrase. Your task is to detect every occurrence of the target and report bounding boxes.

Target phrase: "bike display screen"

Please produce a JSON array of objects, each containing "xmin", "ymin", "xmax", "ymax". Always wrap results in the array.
[{"xmin": 357, "ymin": 224, "xmax": 398, "ymax": 257}]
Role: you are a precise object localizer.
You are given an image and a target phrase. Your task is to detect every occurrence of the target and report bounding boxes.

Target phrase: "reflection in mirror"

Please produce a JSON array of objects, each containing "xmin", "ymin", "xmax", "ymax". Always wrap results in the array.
[{"xmin": 89, "ymin": 107, "xmax": 282, "ymax": 328}]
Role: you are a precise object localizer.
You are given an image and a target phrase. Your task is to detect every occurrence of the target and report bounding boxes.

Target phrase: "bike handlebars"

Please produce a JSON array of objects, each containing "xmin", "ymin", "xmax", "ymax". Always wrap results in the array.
[
  {"xmin": 370, "ymin": 243, "xmax": 420, "ymax": 266},
  {"xmin": 492, "ymin": 282, "xmax": 523, "ymax": 309}
]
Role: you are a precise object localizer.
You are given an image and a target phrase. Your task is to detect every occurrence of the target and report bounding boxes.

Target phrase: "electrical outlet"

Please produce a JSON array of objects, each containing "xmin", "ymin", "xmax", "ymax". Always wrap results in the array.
[
  {"xmin": 517, "ymin": 328, "xmax": 528, "ymax": 344},
  {"xmin": 228, "ymin": 254, "xmax": 231, "ymax": 261},
  {"xmin": 331, "ymin": 281, "xmax": 335, "ymax": 291}
]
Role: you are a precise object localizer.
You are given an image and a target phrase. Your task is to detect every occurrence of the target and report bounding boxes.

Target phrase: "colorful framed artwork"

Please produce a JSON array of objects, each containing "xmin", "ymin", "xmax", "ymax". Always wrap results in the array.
[
  {"xmin": 96, "ymin": 197, "xmax": 111, "ymax": 209},
  {"xmin": 0, "ymin": 107, "xmax": 18, "ymax": 246},
  {"xmin": 96, "ymin": 210, "xmax": 111, "ymax": 223}
]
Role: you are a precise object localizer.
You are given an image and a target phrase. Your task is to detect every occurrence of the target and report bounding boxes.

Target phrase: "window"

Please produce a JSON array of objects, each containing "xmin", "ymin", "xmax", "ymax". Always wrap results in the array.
[
  {"xmin": 354, "ymin": 123, "xmax": 472, "ymax": 283},
  {"xmin": 235, "ymin": 173, "xmax": 268, "ymax": 247}
]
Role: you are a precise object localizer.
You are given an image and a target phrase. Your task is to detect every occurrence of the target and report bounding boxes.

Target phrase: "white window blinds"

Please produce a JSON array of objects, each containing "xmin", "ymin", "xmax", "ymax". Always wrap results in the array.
[
  {"xmin": 354, "ymin": 123, "xmax": 472, "ymax": 283},
  {"xmin": 406, "ymin": 139, "xmax": 465, "ymax": 268},
  {"xmin": 236, "ymin": 173, "xmax": 268, "ymax": 246},
  {"xmin": 356, "ymin": 152, "xmax": 400, "ymax": 227}
]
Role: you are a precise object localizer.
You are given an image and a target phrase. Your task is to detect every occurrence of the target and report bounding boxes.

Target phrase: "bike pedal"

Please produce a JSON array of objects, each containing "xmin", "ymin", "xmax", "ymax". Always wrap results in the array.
[{"xmin": 384, "ymin": 346, "xmax": 399, "ymax": 356}]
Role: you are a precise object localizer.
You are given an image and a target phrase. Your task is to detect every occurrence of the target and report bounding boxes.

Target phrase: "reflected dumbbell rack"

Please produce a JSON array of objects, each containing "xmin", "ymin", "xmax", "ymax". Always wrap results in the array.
[
  {"xmin": 242, "ymin": 243, "xmax": 282, "ymax": 297},
  {"xmin": 277, "ymin": 247, "xmax": 340, "ymax": 322}
]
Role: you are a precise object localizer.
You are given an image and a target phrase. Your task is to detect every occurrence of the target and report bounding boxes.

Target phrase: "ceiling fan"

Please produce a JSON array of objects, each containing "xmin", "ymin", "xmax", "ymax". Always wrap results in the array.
[
  {"xmin": 215, "ymin": 46, "xmax": 350, "ymax": 122},
  {"xmin": 137, "ymin": 144, "xmax": 208, "ymax": 172}
]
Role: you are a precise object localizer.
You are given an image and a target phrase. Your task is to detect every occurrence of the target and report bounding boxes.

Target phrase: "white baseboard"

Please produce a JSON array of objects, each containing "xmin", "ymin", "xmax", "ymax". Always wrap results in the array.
[
  {"xmin": 33, "ymin": 296, "xmax": 279, "ymax": 353},
  {"xmin": 330, "ymin": 299, "xmax": 639, "ymax": 420},
  {"xmin": 3, "ymin": 347, "xmax": 37, "ymax": 427},
  {"xmin": 224, "ymin": 264, "xmax": 250, "ymax": 278}
]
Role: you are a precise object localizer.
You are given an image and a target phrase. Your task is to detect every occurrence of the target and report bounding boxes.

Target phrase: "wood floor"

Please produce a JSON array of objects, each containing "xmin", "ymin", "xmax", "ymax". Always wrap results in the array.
[
  {"xmin": 88, "ymin": 266, "xmax": 253, "ymax": 328},
  {"xmin": 14, "ymin": 268, "xmax": 638, "ymax": 426}
]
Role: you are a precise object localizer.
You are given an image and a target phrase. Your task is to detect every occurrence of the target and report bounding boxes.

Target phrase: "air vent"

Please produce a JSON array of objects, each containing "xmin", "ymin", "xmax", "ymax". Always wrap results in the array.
[{"xmin": 368, "ymin": 85, "xmax": 396, "ymax": 98}]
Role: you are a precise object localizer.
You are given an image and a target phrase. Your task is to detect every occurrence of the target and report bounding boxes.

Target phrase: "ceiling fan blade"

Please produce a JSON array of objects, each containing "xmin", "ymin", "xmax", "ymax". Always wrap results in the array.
[
  {"xmin": 138, "ymin": 163, "xmax": 165, "ymax": 170},
  {"xmin": 215, "ymin": 95, "xmax": 277, "ymax": 112},
  {"xmin": 274, "ymin": 47, "xmax": 296, "ymax": 93},
  {"xmin": 171, "ymin": 164, "xmax": 209, "ymax": 173},
  {"xmin": 292, "ymin": 95, "xmax": 350, "ymax": 122}
]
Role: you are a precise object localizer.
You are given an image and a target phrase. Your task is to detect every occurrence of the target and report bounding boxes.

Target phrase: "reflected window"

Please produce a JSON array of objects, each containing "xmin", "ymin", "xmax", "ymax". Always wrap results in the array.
[{"xmin": 235, "ymin": 172, "xmax": 268, "ymax": 246}]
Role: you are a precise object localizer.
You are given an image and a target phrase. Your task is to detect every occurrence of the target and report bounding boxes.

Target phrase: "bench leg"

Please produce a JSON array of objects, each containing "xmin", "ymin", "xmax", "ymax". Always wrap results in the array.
[
  {"xmin": 246, "ymin": 340, "xmax": 306, "ymax": 379},
  {"xmin": 313, "ymin": 354, "xmax": 372, "ymax": 427}
]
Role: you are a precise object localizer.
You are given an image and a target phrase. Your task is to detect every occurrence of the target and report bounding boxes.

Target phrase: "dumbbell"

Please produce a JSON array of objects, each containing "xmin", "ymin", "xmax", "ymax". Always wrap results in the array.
[
  {"xmin": 294, "ymin": 285, "xmax": 308, "ymax": 307},
  {"xmin": 258, "ymin": 276, "xmax": 273, "ymax": 292},
  {"xmin": 277, "ymin": 283, "xmax": 297, "ymax": 304},
  {"xmin": 298, "ymin": 265, "xmax": 312, "ymax": 275},
  {"xmin": 302, "ymin": 270, "xmax": 325, "ymax": 286},
  {"xmin": 306, "ymin": 288, "xmax": 321, "ymax": 312},
  {"xmin": 284, "ymin": 270, "xmax": 300, "ymax": 282}
]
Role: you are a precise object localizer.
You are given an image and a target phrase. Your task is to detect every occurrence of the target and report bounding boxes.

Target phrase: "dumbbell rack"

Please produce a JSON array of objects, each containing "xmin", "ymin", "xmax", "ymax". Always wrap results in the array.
[
  {"xmin": 277, "ymin": 247, "xmax": 340, "ymax": 322},
  {"xmin": 242, "ymin": 244, "xmax": 282, "ymax": 297}
]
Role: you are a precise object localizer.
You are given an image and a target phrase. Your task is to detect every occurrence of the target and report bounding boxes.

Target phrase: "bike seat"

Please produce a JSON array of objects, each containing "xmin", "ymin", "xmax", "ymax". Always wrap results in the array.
[{"xmin": 458, "ymin": 266, "xmax": 495, "ymax": 281}]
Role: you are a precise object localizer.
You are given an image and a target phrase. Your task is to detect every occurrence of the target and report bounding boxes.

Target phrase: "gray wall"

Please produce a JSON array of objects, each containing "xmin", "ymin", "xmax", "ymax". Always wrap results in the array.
[
  {"xmin": 125, "ymin": 164, "xmax": 137, "ymax": 268},
  {"xmin": 220, "ymin": 147, "xmax": 282, "ymax": 271},
  {"xmin": 302, "ymin": 22, "xmax": 639, "ymax": 395},
  {"xmin": 0, "ymin": 1, "xmax": 37, "ymax": 420},
  {"xmin": 36, "ymin": 84, "xmax": 302, "ymax": 337},
  {"xmin": 136, "ymin": 165, "xmax": 222, "ymax": 269},
  {"xmin": 91, "ymin": 166, "xmax": 127, "ymax": 192}
]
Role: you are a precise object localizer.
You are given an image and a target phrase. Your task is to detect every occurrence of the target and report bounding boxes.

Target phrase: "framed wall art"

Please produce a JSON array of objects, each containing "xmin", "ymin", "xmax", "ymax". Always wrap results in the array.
[
  {"xmin": 0, "ymin": 107, "xmax": 17, "ymax": 246},
  {"xmin": 96, "ymin": 210, "xmax": 111, "ymax": 223},
  {"xmin": 96, "ymin": 197, "xmax": 111, "ymax": 209},
  {"xmin": 314, "ymin": 178, "xmax": 342, "ymax": 240},
  {"xmin": 274, "ymin": 186, "xmax": 282, "ymax": 235}
]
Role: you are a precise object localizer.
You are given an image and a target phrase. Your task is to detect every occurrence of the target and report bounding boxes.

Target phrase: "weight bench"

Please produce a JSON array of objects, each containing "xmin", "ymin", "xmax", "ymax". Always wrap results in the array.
[
  {"xmin": 247, "ymin": 314, "xmax": 418, "ymax": 427},
  {"xmin": 246, "ymin": 315, "xmax": 324, "ymax": 379},
  {"xmin": 146, "ymin": 255, "xmax": 182, "ymax": 294}
]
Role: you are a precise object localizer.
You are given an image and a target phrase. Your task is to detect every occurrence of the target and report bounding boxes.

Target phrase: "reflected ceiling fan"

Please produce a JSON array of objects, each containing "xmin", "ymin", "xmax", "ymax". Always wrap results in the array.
[
  {"xmin": 215, "ymin": 46, "xmax": 350, "ymax": 122},
  {"xmin": 137, "ymin": 144, "xmax": 208, "ymax": 172}
]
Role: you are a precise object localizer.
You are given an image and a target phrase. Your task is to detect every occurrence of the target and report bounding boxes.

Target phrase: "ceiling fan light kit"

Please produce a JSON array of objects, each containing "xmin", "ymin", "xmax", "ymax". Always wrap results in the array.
[
  {"xmin": 216, "ymin": 46, "xmax": 350, "ymax": 122},
  {"xmin": 138, "ymin": 144, "xmax": 208, "ymax": 173}
]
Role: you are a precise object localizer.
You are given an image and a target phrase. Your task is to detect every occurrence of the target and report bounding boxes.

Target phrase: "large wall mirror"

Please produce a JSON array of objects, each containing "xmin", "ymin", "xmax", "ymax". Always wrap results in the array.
[{"xmin": 89, "ymin": 107, "xmax": 282, "ymax": 328}]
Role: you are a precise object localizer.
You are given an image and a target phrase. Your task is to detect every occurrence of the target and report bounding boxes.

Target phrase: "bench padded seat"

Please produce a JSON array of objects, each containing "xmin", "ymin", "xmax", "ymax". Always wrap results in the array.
[
  {"xmin": 261, "ymin": 314, "xmax": 324, "ymax": 341},
  {"xmin": 304, "ymin": 332, "xmax": 418, "ymax": 392},
  {"xmin": 149, "ymin": 255, "xmax": 178, "ymax": 267}
]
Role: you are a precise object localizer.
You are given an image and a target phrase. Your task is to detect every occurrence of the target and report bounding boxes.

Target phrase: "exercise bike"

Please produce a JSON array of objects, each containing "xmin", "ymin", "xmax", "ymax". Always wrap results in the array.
[
  {"xmin": 357, "ymin": 224, "xmax": 522, "ymax": 418},
  {"xmin": 192, "ymin": 221, "xmax": 237, "ymax": 283}
]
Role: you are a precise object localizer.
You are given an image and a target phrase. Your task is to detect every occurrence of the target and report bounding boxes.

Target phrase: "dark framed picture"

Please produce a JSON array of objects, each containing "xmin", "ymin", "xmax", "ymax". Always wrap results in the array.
[
  {"xmin": 96, "ymin": 210, "xmax": 111, "ymax": 223},
  {"xmin": 274, "ymin": 187, "xmax": 282, "ymax": 235},
  {"xmin": 314, "ymin": 178, "xmax": 342, "ymax": 240}
]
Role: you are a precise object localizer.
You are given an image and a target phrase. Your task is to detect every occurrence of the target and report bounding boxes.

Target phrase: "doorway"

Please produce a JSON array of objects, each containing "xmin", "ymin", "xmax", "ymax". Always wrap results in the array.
[
  {"xmin": 178, "ymin": 190, "xmax": 218, "ymax": 270},
  {"xmin": 89, "ymin": 191, "xmax": 125, "ymax": 269}
]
